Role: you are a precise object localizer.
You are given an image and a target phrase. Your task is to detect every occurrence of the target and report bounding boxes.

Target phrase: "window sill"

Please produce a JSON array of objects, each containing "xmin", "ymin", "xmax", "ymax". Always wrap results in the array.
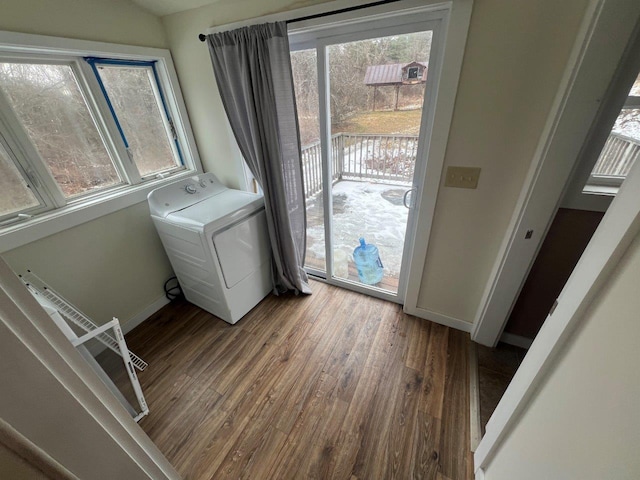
[
  {"xmin": 582, "ymin": 184, "xmax": 619, "ymax": 196},
  {"xmin": 0, "ymin": 168, "xmax": 200, "ymax": 253}
]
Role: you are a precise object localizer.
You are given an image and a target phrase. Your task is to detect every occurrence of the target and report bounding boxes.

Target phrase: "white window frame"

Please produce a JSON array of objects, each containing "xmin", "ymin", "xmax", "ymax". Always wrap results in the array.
[
  {"xmin": 0, "ymin": 30, "xmax": 202, "ymax": 253},
  {"xmin": 288, "ymin": 4, "xmax": 449, "ymax": 305},
  {"xmin": 583, "ymin": 87, "xmax": 640, "ymax": 195}
]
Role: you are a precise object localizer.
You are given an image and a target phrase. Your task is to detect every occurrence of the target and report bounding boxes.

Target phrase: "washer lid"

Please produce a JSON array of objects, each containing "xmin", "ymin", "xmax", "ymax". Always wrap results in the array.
[
  {"xmin": 165, "ymin": 189, "xmax": 264, "ymax": 230},
  {"xmin": 147, "ymin": 172, "xmax": 227, "ymax": 218}
]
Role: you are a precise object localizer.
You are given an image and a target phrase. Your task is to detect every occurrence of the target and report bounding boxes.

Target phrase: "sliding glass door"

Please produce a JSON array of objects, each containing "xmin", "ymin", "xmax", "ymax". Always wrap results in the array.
[{"xmin": 290, "ymin": 7, "xmax": 445, "ymax": 303}]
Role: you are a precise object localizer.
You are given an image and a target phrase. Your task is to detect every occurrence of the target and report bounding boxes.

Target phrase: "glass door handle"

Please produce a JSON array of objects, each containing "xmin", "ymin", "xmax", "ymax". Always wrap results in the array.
[{"xmin": 403, "ymin": 187, "xmax": 417, "ymax": 209}]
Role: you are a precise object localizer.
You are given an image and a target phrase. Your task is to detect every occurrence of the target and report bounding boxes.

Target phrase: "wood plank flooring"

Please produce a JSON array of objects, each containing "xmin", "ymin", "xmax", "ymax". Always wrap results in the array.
[{"xmin": 124, "ymin": 280, "xmax": 472, "ymax": 479}]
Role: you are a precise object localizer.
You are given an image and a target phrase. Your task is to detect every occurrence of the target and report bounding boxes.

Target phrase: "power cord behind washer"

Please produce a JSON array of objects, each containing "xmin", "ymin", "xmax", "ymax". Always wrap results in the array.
[{"xmin": 164, "ymin": 276, "xmax": 183, "ymax": 301}]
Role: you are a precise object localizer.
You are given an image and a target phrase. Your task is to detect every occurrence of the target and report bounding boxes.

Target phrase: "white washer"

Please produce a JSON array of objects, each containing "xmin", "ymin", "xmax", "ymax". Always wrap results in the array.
[{"xmin": 148, "ymin": 173, "xmax": 272, "ymax": 324}]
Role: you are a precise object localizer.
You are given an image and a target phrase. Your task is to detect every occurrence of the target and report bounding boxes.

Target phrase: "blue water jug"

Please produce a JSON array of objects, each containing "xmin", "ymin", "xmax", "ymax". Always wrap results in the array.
[{"xmin": 353, "ymin": 237, "xmax": 384, "ymax": 285}]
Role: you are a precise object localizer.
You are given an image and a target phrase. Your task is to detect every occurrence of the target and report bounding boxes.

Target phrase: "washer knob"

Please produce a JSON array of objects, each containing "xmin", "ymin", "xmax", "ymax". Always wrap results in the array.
[{"xmin": 184, "ymin": 183, "xmax": 197, "ymax": 194}]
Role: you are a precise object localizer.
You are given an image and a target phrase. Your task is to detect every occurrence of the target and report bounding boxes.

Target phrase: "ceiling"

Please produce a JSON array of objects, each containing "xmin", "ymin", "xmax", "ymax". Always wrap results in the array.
[{"xmin": 130, "ymin": 0, "xmax": 219, "ymax": 16}]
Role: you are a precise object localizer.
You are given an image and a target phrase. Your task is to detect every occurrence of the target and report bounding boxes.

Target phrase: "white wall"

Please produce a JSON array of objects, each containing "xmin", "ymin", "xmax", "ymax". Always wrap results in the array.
[
  {"xmin": 415, "ymin": 0, "xmax": 589, "ymax": 322},
  {"xmin": 161, "ymin": 0, "xmax": 335, "ymax": 188},
  {"xmin": 0, "ymin": 0, "xmax": 167, "ymax": 47},
  {"xmin": 0, "ymin": 257, "xmax": 178, "ymax": 479},
  {"xmin": 483, "ymin": 232, "xmax": 640, "ymax": 479},
  {"xmin": 0, "ymin": 0, "xmax": 174, "ymax": 327},
  {"xmin": 2, "ymin": 202, "xmax": 173, "ymax": 328}
]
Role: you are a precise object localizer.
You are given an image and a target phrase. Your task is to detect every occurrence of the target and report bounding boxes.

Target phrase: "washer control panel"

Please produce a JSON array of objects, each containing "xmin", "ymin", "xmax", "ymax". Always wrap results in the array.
[
  {"xmin": 148, "ymin": 173, "xmax": 227, "ymax": 218},
  {"xmin": 182, "ymin": 177, "xmax": 217, "ymax": 195}
]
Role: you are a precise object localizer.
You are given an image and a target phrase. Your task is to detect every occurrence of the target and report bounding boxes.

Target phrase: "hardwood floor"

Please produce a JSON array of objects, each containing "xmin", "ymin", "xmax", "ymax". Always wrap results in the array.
[
  {"xmin": 124, "ymin": 280, "xmax": 473, "ymax": 479},
  {"xmin": 476, "ymin": 343, "xmax": 526, "ymax": 434}
]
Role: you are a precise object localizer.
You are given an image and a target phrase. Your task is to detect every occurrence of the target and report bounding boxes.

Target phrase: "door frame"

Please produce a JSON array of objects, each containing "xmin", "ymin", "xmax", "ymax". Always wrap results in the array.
[
  {"xmin": 294, "ymin": 10, "xmax": 446, "ymax": 303},
  {"xmin": 473, "ymin": 0, "xmax": 640, "ymax": 475},
  {"xmin": 471, "ymin": 0, "xmax": 640, "ymax": 347},
  {"xmin": 0, "ymin": 258, "xmax": 179, "ymax": 479},
  {"xmin": 474, "ymin": 74, "xmax": 640, "ymax": 480},
  {"xmin": 289, "ymin": 0, "xmax": 474, "ymax": 305}
]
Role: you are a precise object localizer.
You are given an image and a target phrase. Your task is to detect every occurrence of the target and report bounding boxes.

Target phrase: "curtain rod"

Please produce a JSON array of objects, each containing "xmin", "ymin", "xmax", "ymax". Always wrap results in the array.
[{"xmin": 198, "ymin": 0, "xmax": 403, "ymax": 41}]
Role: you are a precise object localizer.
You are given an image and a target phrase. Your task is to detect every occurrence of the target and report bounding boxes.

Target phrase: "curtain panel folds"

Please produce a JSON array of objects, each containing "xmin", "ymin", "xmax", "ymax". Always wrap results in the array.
[{"xmin": 207, "ymin": 22, "xmax": 311, "ymax": 295}]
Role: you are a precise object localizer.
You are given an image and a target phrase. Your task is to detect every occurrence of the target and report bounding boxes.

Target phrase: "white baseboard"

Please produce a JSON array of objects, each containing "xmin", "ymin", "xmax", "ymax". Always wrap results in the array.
[
  {"xmin": 121, "ymin": 295, "xmax": 170, "ymax": 335},
  {"xmin": 87, "ymin": 295, "xmax": 170, "ymax": 357},
  {"xmin": 499, "ymin": 332, "xmax": 533, "ymax": 349},
  {"xmin": 475, "ymin": 467, "xmax": 485, "ymax": 479},
  {"xmin": 405, "ymin": 305, "xmax": 473, "ymax": 332}
]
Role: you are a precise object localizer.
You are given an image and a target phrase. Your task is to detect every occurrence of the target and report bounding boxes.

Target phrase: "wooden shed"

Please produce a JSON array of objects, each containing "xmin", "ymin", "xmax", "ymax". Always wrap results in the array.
[{"xmin": 364, "ymin": 61, "xmax": 428, "ymax": 110}]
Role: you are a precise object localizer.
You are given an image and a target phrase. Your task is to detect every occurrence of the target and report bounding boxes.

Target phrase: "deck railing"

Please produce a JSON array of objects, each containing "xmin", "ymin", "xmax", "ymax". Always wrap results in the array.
[
  {"xmin": 592, "ymin": 132, "xmax": 640, "ymax": 177},
  {"xmin": 302, "ymin": 131, "xmax": 640, "ymax": 199},
  {"xmin": 301, "ymin": 132, "xmax": 418, "ymax": 198}
]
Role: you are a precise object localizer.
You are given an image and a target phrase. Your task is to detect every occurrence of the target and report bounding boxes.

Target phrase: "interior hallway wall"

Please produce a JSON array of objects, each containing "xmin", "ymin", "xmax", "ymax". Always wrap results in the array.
[
  {"xmin": 0, "ymin": 0, "xmax": 174, "ymax": 327},
  {"xmin": 483, "ymin": 232, "xmax": 640, "ymax": 479},
  {"xmin": 504, "ymin": 208, "xmax": 604, "ymax": 339}
]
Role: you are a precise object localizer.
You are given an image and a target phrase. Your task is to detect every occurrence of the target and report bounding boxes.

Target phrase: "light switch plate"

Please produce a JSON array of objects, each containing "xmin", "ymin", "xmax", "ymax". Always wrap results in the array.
[{"xmin": 444, "ymin": 166, "xmax": 481, "ymax": 189}]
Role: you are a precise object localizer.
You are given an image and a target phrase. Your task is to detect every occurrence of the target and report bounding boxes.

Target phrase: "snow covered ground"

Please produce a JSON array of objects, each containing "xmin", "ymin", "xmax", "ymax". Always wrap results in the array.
[{"xmin": 305, "ymin": 180, "xmax": 411, "ymax": 278}]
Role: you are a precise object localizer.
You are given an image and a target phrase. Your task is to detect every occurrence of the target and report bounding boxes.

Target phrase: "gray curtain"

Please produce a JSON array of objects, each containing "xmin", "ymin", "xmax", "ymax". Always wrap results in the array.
[{"xmin": 207, "ymin": 22, "xmax": 311, "ymax": 295}]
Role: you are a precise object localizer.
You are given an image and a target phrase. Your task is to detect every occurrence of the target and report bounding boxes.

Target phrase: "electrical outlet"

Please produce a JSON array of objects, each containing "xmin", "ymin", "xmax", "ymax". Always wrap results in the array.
[{"xmin": 444, "ymin": 166, "xmax": 481, "ymax": 189}]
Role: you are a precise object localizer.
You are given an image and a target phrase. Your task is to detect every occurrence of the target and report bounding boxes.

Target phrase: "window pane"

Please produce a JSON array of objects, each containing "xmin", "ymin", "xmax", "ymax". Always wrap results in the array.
[
  {"xmin": 629, "ymin": 72, "xmax": 640, "ymax": 97},
  {"xmin": 291, "ymin": 48, "xmax": 326, "ymax": 273},
  {"xmin": 612, "ymin": 108, "xmax": 640, "ymax": 142},
  {"xmin": 586, "ymin": 73, "xmax": 640, "ymax": 190},
  {"xmin": 96, "ymin": 65, "xmax": 178, "ymax": 177},
  {"xmin": 0, "ymin": 63, "xmax": 121, "ymax": 198},
  {"xmin": 0, "ymin": 142, "xmax": 39, "ymax": 217},
  {"xmin": 591, "ymin": 108, "xmax": 640, "ymax": 179}
]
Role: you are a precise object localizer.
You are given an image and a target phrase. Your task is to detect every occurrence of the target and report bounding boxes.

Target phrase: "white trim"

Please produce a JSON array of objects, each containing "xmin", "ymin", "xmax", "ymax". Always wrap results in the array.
[
  {"xmin": 0, "ymin": 30, "xmax": 172, "ymax": 60},
  {"xmin": 0, "ymin": 173, "xmax": 195, "ymax": 253},
  {"xmin": 407, "ymin": 306, "xmax": 472, "ymax": 332},
  {"xmin": 470, "ymin": 0, "xmax": 640, "ymax": 347},
  {"xmin": 206, "ymin": 0, "xmax": 384, "ymax": 34},
  {"xmin": 398, "ymin": 13, "xmax": 447, "ymax": 303},
  {"xmin": 474, "ymin": 13, "xmax": 640, "ymax": 474},
  {"xmin": 288, "ymin": 1, "xmax": 449, "ymax": 43},
  {"xmin": 86, "ymin": 294, "xmax": 170, "ymax": 357},
  {"xmin": 475, "ymin": 467, "xmax": 485, "ymax": 480},
  {"xmin": 122, "ymin": 295, "xmax": 170, "ymax": 334},
  {"xmin": 0, "ymin": 30, "xmax": 203, "ymax": 252},
  {"xmin": 499, "ymin": 332, "xmax": 533, "ymax": 350},
  {"xmin": 403, "ymin": 0, "xmax": 474, "ymax": 315}
]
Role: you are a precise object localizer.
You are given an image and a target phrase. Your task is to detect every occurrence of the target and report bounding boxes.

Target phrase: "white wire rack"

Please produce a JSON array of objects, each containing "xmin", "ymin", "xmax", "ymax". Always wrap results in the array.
[
  {"xmin": 21, "ymin": 271, "xmax": 149, "ymax": 421},
  {"xmin": 21, "ymin": 271, "xmax": 147, "ymax": 371}
]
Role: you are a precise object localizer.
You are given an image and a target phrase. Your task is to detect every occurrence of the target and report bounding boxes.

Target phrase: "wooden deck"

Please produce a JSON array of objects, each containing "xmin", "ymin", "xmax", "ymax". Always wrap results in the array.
[
  {"xmin": 305, "ymin": 189, "xmax": 402, "ymax": 293},
  {"xmin": 304, "ymin": 254, "xmax": 400, "ymax": 293},
  {"xmin": 123, "ymin": 280, "xmax": 473, "ymax": 479}
]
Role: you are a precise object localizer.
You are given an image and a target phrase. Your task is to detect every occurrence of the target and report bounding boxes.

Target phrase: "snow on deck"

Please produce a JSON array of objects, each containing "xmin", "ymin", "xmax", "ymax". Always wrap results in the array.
[{"xmin": 305, "ymin": 180, "xmax": 411, "ymax": 277}]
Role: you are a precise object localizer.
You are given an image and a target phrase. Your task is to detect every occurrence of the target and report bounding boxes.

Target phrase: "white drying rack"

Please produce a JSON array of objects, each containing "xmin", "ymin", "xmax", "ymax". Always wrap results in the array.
[{"xmin": 21, "ymin": 271, "xmax": 149, "ymax": 422}]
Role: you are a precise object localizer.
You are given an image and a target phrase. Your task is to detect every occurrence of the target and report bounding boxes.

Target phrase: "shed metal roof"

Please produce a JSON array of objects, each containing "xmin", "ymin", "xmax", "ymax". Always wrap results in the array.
[{"xmin": 364, "ymin": 61, "xmax": 428, "ymax": 86}]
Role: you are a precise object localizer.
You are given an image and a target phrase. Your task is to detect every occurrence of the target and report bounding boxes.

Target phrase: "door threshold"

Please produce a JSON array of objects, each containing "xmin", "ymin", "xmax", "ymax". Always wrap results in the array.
[{"xmin": 469, "ymin": 341, "xmax": 482, "ymax": 452}]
